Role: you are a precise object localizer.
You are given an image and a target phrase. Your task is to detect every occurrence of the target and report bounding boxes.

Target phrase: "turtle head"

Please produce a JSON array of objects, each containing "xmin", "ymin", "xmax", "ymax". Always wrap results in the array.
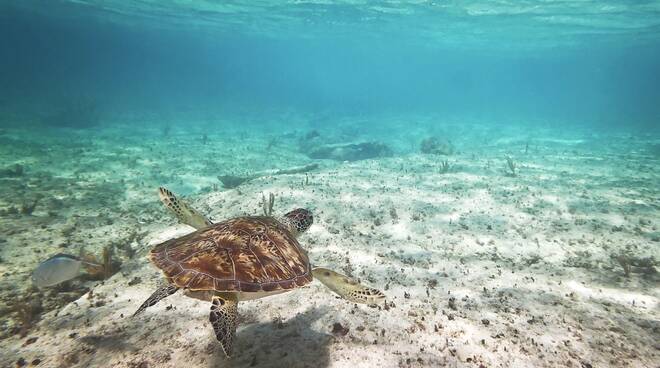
[{"xmin": 282, "ymin": 208, "xmax": 313, "ymax": 236}]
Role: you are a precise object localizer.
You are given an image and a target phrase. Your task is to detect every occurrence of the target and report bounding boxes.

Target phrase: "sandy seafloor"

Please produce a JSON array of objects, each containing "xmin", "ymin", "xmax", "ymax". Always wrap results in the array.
[{"xmin": 0, "ymin": 115, "xmax": 658, "ymax": 368}]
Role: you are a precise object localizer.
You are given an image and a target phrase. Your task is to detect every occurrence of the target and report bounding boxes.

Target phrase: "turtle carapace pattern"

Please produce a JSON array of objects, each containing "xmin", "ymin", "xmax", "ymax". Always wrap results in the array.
[
  {"xmin": 134, "ymin": 187, "xmax": 385, "ymax": 357},
  {"xmin": 149, "ymin": 216, "xmax": 313, "ymax": 293}
]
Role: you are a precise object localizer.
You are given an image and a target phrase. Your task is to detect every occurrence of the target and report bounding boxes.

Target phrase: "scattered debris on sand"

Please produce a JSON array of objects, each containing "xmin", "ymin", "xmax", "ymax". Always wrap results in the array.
[{"xmin": 0, "ymin": 119, "xmax": 657, "ymax": 368}]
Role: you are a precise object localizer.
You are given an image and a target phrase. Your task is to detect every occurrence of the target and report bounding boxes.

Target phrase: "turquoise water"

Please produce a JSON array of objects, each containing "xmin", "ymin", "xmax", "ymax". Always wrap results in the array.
[
  {"xmin": 0, "ymin": 1, "xmax": 659, "ymax": 368},
  {"xmin": 2, "ymin": 1, "xmax": 660, "ymax": 128}
]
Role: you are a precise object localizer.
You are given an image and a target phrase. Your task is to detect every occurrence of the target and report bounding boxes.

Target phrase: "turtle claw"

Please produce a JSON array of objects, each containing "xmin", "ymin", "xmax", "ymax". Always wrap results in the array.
[{"xmin": 133, "ymin": 284, "xmax": 179, "ymax": 317}]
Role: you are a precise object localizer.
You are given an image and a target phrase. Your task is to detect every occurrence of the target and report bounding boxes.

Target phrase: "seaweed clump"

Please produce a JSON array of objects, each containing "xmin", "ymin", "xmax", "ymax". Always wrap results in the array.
[
  {"xmin": 612, "ymin": 252, "xmax": 658, "ymax": 279},
  {"xmin": 7, "ymin": 296, "xmax": 43, "ymax": 338},
  {"xmin": 420, "ymin": 137, "xmax": 454, "ymax": 155},
  {"xmin": 0, "ymin": 163, "xmax": 24, "ymax": 178},
  {"xmin": 20, "ymin": 197, "xmax": 40, "ymax": 216},
  {"xmin": 262, "ymin": 192, "xmax": 275, "ymax": 216},
  {"xmin": 504, "ymin": 155, "xmax": 517, "ymax": 177},
  {"xmin": 80, "ymin": 245, "xmax": 122, "ymax": 281},
  {"xmin": 439, "ymin": 160, "xmax": 451, "ymax": 174},
  {"xmin": 0, "ymin": 195, "xmax": 41, "ymax": 217}
]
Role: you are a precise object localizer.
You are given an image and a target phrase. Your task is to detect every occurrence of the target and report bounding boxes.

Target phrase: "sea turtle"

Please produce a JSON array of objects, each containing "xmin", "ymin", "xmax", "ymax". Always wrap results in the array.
[{"xmin": 134, "ymin": 187, "xmax": 385, "ymax": 357}]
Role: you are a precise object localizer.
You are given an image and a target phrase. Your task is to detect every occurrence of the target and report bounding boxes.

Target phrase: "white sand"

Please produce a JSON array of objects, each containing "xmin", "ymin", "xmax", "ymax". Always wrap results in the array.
[{"xmin": 0, "ymin": 118, "xmax": 658, "ymax": 368}]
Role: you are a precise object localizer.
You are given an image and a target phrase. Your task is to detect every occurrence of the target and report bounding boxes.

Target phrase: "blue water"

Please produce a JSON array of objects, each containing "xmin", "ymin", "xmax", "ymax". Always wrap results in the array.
[
  {"xmin": 2, "ymin": 1, "xmax": 660, "ymax": 130},
  {"xmin": 0, "ymin": 2, "xmax": 659, "ymax": 367}
]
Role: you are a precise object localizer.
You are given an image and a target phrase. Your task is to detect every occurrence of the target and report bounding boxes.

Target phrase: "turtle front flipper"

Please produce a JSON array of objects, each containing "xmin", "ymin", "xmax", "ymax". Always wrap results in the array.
[
  {"xmin": 210, "ymin": 293, "xmax": 238, "ymax": 357},
  {"xmin": 158, "ymin": 187, "xmax": 213, "ymax": 230},
  {"xmin": 133, "ymin": 283, "xmax": 179, "ymax": 316},
  {"xmin": 312, "ymin": 267, "xmax": 385, "ymax": 305}
]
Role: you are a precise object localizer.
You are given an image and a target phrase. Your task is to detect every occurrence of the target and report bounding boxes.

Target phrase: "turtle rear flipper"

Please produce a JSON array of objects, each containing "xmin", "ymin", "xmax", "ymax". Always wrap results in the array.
[
  {"xmin": 210, "ymin": 293, "xmax": 238, "ymax": 357},
  {"xmin": 133, "ymin": 283, "xmax": 179, "ymax": 316},
  {"xmin": 158, "ymin": 187, "xmax": 213, "ymax": 230},
  {"xmin": 312, "ymin": 267, "xmax": 385, "ymax": 305}
]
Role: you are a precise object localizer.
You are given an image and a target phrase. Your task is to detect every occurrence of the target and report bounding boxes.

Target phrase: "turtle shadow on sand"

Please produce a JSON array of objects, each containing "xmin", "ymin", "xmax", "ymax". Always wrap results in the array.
[{"xmin": 211, "ymin": 307, "xmax": 332, "ymax": 368}]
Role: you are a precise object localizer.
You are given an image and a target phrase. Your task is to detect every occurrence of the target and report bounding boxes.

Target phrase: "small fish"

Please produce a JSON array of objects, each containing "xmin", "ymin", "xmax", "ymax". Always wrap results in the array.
[{"xmin": 31, "ymin": 253, "xmax": 101, "ymax": 288}]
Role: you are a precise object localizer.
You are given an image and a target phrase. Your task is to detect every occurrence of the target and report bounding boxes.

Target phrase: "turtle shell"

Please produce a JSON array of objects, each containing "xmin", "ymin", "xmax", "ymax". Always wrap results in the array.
[{"xmin": 149, "ymin": 216, "xmax": 313, "ymax": 293}]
